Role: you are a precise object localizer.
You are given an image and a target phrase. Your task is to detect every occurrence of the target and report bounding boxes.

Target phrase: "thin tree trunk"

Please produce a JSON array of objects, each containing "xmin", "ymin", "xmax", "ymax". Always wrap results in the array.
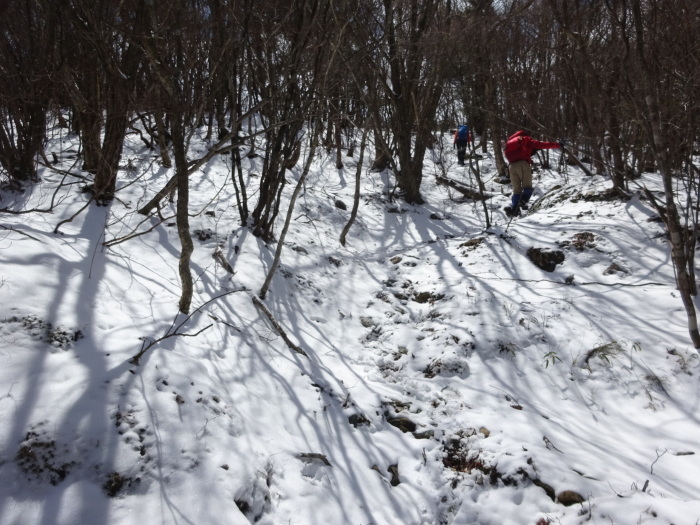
[
  {"xmin": 340, "ymin": 125, "xmax": 369, "ymax": 246},
  {"xmin": 259, "ymin": 125, "xmax": 320, "ymax": 299},
  {"xmin": 155, "ymin": 102, "xmax": 172, "ymax": 168},
  {"xmin": 172, "ymin": 119, "xmax": 194, "ymax": 314}
]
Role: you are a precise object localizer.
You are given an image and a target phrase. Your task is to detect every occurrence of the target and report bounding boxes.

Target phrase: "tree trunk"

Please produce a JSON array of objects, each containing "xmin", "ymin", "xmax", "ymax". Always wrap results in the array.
[
  {"xmin": 260, "ymin": 125, "xmax": 320, "ymax": 299},
  {"xmin": 93, "ymin": 93, "xmax": 129, "ymax": 202},
  {"xmin": 340, "ymin": 125, "xmax": 369, "ymax": 246},
  {"xmin": 172, "ymin": 119, "xmax": 194, "ymax": 314},
  {"xmin": 649, "ymin": 104, "xmax": 700, "ymax": 348}
]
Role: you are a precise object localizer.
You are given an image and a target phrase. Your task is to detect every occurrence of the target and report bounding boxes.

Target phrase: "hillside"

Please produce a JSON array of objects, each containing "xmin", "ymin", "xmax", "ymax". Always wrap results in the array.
[{"xmin": 1, "ymin": 129, "xmax": 699, "ymax": 525}]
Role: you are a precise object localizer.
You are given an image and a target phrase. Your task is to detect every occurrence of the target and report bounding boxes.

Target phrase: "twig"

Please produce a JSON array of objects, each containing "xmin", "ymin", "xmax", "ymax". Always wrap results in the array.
[
  {"xmin": 250, "ymin": 293, "xmax": 308, "ymax": 357},
  {"xmin": 471, "ymin": 273, "xmax": 667, "ymax": 288},
  {"xmin": 130, "ymin": 324, "xmax": 213, "ymax": 366},
  {"xmin": 197, "ymin": 414, "xmax": 222, "ymax": 438},
  {"xmin": 607, "ymin": 481, "xmax": 625, "ymax": 498},
  {"xmin": 490, "ymin": 384, "xmax": 522, "ymax": 408},
  {"xmin": 213, "ymin": 248, "xmax": 235, "ymax": 274},
  {"xmin": 54, "ymin": 197, "xmax": 95, "ymax": 234},
  {"xmin": 1, "ymin": 172, "xmax": 73, "ymax": 215},
  {"xmin": 129, "ymin": 288, "xmax": 246, "ymax": 365},
  {"xmin": 543, "ymin": 436, "xmax": 563, "ymax": 453},
  {"xmin": 0, "ymin": 224, "xmax": 45, "ymax": 243},
  {"xmin": 435, "ymin": 175, "xmax": 493, "ymax": 201},
  {"xmin": 103, "ymin": 213, "xmax": 175, "ymax": 247},
  {"xmin": 650, "ymin": 448, "xmax": 668, "ymax": 475}
]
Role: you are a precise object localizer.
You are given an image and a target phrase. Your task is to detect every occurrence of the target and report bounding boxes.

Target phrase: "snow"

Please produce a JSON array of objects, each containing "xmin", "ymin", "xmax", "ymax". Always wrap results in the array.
[{"xmin": 1, "ymin": 128, "xmax": 699, "ymax": 525}]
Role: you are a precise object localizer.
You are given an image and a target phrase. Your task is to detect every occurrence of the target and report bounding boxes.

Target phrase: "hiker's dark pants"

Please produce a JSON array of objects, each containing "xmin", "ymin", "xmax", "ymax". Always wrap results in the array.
[{"xmin": 455, "ymin": 140, "xmax": 468, "ymax": 164}]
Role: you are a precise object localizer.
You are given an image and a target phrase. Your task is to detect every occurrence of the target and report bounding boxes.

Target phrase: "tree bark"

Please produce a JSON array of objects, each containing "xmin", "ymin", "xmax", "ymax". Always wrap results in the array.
[{"xmin": 340, "ymin": 125, "xmax": 369, "ymax": 246}]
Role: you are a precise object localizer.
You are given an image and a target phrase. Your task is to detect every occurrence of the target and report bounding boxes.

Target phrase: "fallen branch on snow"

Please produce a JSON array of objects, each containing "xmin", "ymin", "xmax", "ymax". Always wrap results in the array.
[
  {"xmin": 436, "ymin": 175, "xmax": 493, "ymax": 201},
  {"xmin": 250, "ymin": 293, "xmax": 308, "ymax": 357},
  {"xmin": 129, "ymin": 288, "xmax": 247, "ymax": 366}
]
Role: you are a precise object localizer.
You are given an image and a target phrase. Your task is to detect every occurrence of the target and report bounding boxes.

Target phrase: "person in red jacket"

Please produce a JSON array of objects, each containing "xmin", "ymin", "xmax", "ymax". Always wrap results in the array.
[{"xmin": 503, "ymin": 131, "xmax": 562, "ymax": 216}]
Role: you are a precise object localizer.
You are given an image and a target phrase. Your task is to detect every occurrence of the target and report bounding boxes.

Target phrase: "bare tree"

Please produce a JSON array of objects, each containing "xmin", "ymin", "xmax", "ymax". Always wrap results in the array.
[
  {"xmin": 61, "ymin": 0, "xmax": 147, "ymax": 204},
  {"xmin": 353, "ymin": 0, "xmax": 453, "ymax": 204},
  {"xmin": 624, "ymin": 0, "xmax": 700, "ymax": 348},
  {"xmin": 140, "ymin": 1, "xmax": 219, "ymax": 313},
  {"xmin": 0, "ymin": 0, "xmax": 57, "ymax": 185},
  {"xmin": 248, "ymin": 0, "xmax": 330, "ymax": 241}
]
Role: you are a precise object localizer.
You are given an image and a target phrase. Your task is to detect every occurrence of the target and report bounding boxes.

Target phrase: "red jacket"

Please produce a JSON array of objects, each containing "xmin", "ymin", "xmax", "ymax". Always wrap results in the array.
[{"xmin": 505, "ymin": 131, "xmax": 560, "ymax": 164}]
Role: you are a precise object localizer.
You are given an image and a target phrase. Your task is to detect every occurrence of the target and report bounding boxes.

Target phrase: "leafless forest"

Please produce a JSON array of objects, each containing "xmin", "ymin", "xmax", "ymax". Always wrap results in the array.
[{"xmin": 1, "ymin": 0, "xmax": 699, "ymax": 344}]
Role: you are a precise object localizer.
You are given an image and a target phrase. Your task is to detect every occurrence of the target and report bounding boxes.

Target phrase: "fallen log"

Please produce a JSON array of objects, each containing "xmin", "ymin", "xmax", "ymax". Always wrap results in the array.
[{"xmin": 436, "ymin": 175, "xmax": 493, "ymax": 201}]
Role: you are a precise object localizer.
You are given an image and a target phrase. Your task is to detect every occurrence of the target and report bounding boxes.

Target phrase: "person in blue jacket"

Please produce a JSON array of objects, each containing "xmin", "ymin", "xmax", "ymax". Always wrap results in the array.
[{"xmin": 453, "ymin": 125, "xmax": 472, "ymax": 166}]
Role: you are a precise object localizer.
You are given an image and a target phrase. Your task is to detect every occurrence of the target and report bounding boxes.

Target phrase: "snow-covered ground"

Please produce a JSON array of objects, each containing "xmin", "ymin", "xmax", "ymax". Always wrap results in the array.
[{"xmin": 1, "ymin": 128, "xmax": 699, "ymax": 525}]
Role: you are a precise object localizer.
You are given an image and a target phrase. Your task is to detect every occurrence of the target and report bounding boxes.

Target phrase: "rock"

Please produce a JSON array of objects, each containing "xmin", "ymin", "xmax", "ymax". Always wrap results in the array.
[
  {"xmin": 423, "ymin": 357, "xmax": 469, "ymax": 378},
  {"xmin": 387, "ymin": 417, "xmax": 416, "ymax": 433},
  {"xmin": 390, "ymin": 256, "xmax": 402, "ymax": 264},
  {"xmin": 557, "ymin": 490, "xmax": 585, "ymax": 506},
  {"xmin": 388, "ymin": 464, "xmax": 400, "ymax": 486},
  {"xmin": 348, "ymin": 413, "xmax": 370, "ymax": 428},
  {"xmin": 412, "ymin": 430, "xmax": 435, "ymax": 440},
  {"xmin": 413, "ymin": 291, "xmax": 445, "ymax": 304},
  {"xmin": 328, "ymin": 256, "xmax": 342, "ymax": 267},
  {"xmin": 297, "ymin": 452, "xmax": 332, "ymax": 466},
  {"xmin": 532, "ymin": 479, "xmax": 556, "ymax": 501},
  {"xmin": 334, "ymin": 199, "xmax": 347, "ymax": 210},
  {"xmin": 360, "ymin": 317, "xmax": 374, "ymax": 328},
  {"xmin": 459, "ymin": 238, "xmax": 484, "ymax": 250},
  {"xmin": 526, "ymin": 247, "xmax": 565, "ymax": 272},
  {"xmin": 479, "ymin": 427, "xmax": 490, "ymax": 438},
  {"xmin": 560, "ymin": 231, "xmax": 596, "ymax": 251},
  {"xmin": 193, "ymin": 228, "xmax": 214, "ymax": 242},
  {"xmin": 603, "ymin": 262, "xmax": 627, "ymax": 275}
]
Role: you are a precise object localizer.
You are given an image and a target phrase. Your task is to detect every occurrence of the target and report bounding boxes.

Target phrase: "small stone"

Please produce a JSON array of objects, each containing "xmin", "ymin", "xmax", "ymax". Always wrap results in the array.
[
  {"xmin": 414, "ymin": 292, "xmax": 432, "ymax": 303},
  {"xmin": 479, "ymin": 427, "xmax": 490, "ymax": 438},
  {"xmin": 387, "ymin": 417, "xmax": 417, "ymax": 433},
  {"xmin": 532, "ymin": 479, "xmax": 556, "ymax": 501},
  {"xmin": 604, "ymin": 262, "xmax": 626, "ymax": 275},
  {"xmin": 388, "ymin": 464, "xmax": 400, "ymax": 486},
  {"xmin": 557, "ymin": 490, "xmax": 585, "ymax": 506},
  {"xmin": 390, "ymin": 256, "xmax": 402, "ymax": 264},
  {"xmin": 360, "ymin": 317, "xmax": 374, "ymax": 328},
  {"xmin": 348, "ymin": 414, "xmax": 370, "ymax": 428}
]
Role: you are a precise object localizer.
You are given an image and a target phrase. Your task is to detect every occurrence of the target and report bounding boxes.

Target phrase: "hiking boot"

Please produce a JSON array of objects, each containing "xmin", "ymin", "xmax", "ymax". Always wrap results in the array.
[{"xmin": 504, "ymin": 206, "xmax": 521, "ymax": 217}]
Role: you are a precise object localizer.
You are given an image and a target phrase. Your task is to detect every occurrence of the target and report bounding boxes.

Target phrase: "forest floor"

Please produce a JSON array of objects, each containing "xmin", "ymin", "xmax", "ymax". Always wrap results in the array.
[{"xmin": 0, "ymin": 129, "xmax": 699, "ymax": 525}]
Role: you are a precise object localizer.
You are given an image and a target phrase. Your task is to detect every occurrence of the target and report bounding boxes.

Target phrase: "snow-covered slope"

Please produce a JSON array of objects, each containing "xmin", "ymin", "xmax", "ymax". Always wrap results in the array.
[{"xmin": 1, "ymin": 130, "xmax": 698, "ymax": 525}]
